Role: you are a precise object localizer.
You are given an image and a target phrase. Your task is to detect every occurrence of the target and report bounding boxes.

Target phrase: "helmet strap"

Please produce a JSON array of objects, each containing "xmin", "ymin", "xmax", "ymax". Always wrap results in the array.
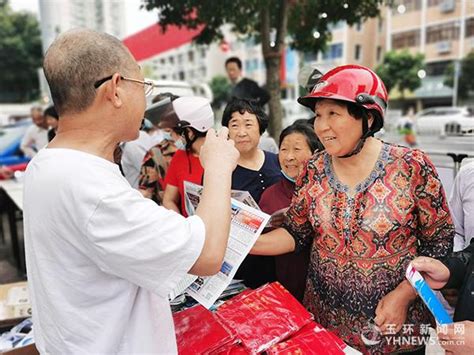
[{"xmin": 338, "ymin": 111, "xmax": 372, "ymax": 159}]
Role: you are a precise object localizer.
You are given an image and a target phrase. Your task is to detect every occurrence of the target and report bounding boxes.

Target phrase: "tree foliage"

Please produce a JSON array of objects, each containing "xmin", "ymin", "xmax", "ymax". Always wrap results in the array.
[
  {"xmin": 375, "ymin": 50, "xmax": 424, "ymax": 96},
  {"xmin": 0, "ymin": 0, "xmax": 43, "ymax": 102},
  {"xmin": 444, "ymin": 51, "xmax": 474, "ymax": 100},
  {"xmin": 143, "ymin": 0, "xmax": 386, "ymax": 136}
]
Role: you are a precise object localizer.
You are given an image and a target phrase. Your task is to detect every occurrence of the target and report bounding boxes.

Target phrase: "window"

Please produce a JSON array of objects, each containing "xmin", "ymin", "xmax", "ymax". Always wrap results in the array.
[
  {"xmin": 427, "ymin": 0, "xmax": 443, "ymax": 6},
  {"xmin": 177, "ymin": 54, "xmax": 183, "ymax": 64},
  {"xmin": 378, "ymin": 18, "xmax": 384, "ymax": 33},
  {"xmin": 392, "ymin": 0, "xmax": 422, "ymax": 14},
  {"xmin": 252, "ymin": 58, "xmax": 259, "ymax": 70},
  {"xmin": 354, "ymin": 45, "xmax": 362, "ymax": 60},
  {"xmin": 328, "ymin": 21, "xmax": 345, "ymax": 31},
  {"xmin": 178, "ymin": 71, "xmax": 184, "ymax": 80},
  {"xmin": 169, "ymin": 57, "xmax": 175, "ymax": 64},
  {"xmin": 356, "ymin": 22, "xmax": 362, "ymax": 32},
  {"xmin": 426, "ymin": 22, "xmax": 460, "ymax": 43},
  {"xmin": 466, "ymin": 18, "xmax": 474, "ymax": 38},
  {"xmin": 245, "ymin": 60, "xmax": 251, "ymax": 71},
  {"xmin": 188, "ymin": 51, "xmax": 194, "ymax": 62},
  {"xmin": 322, "ymin": 43, "xmax": 343, "ymax": 60},
  {"xmin": 376, "ymin": 46, "xmax": 383, "ymax": 62},
  {"xmin": 425, "ymin": 60, "xmax": 451, "ymax": 76},
  {"xmin": 392, "ymin": 29, "xmax": 421, "ymax": 49},
  {"xmin": 303, "ymin": 52, "xmax": 317, "ymax": 62}
]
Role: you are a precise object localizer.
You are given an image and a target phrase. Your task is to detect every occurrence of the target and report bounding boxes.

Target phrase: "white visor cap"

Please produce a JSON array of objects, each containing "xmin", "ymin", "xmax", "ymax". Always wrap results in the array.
[{"xmin": 172, "ymin": 96, "xmax": 214, "ymax": 133}]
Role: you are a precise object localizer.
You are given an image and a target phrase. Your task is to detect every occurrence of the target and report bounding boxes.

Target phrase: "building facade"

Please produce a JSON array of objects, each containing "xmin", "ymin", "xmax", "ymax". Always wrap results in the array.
[
  {"xmin": 304, "ymin": 18, "xmax": 387, "ymax": 75},
  {"xmin": 387, "ymin": 0, "xmax": 474, "ymax": 107},
  {"xmin": 38, "ymin": 0, "xmax": 126, "ymax": 53}
]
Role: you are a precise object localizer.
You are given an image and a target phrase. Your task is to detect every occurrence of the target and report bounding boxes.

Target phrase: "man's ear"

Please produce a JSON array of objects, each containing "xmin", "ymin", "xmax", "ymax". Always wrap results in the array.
[{"xmin": 106, "ymin": 73, "xmax": 123, "ymax": 109}]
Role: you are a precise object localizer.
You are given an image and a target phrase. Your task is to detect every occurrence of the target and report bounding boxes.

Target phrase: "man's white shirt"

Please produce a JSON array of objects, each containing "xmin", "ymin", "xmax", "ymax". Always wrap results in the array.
[{"xmin": 23, "ymin": 148, "xmax": 205, "ymax": 354}]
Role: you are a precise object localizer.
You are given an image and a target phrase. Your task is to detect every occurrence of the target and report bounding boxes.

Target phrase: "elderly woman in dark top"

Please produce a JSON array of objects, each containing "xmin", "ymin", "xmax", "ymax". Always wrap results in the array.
[
  {"xmin": 259, "ymin": 122, "xmax": 319, "ymax": 301},
  {"xmin": 251, "ymin": 65, "xmax": 454, "ymax": 354},
  {"xmin": 222, "ymin": 97, "xmax": 281, "ymax": 288}
]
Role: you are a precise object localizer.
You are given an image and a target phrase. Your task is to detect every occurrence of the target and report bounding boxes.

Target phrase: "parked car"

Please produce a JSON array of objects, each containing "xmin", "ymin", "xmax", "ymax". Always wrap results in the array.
[
  {"xmin": 0, "ymin": 121, "xmax": 32, "ymax": 166},
  {"xmin": 415, "ymin": 106, "xmax": 474, "ymax": 136}
]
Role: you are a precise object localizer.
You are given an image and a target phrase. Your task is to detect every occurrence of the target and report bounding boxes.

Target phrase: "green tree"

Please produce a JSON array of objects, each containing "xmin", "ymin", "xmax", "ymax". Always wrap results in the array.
[
  {"xmin": 375, "ymin": 50, "xmax": 424, "ymax": 98},
  {"xmin": 444, "ymin": 51, "xmax": 474, "ymax": 100},
  {"xmin": 143, "ymin": 0, "xmax": 385, "ymax": 137},
  {"xmin": 209, "ymin": 75, "xmax": 231, "ymax": 108},
  {"xmin": 0, "ymin": 0, "xmax": 43, "ymax": 102}
]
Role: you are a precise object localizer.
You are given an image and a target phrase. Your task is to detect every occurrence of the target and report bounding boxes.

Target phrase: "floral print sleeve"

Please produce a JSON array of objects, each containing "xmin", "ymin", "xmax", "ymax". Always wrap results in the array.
[
  {"xmin": 410, "ymin": 150, "xmax": 454, "ymax": 258},
  {"xmin": 282, "ymin": 158, "xmax": 317, "ymax": 253}
]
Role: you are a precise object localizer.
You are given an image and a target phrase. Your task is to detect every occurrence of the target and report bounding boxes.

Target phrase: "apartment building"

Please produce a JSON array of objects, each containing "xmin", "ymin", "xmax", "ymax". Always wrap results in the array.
[
  {"xmin": 39, "ymin": 0, "xmax": 126, "ymax": 53},
  {"xmin": 387, "ymin": 0, "xmax": 474, "ymax": 106},
  {"xmin": 305, "ymin": 17, "xmax": 386, "ymax": 75}
]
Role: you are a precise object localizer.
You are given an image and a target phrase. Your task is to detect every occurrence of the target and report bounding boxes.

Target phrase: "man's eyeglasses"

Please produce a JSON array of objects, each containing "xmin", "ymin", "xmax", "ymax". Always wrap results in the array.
[{"xmin": 94, "ymin": 75, "xmax": 155, "ymax": 97}]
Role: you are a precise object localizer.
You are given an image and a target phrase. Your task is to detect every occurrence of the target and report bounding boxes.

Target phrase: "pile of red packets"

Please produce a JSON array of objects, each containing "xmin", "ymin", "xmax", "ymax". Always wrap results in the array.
[{"xmin": 173, "ymin": 282, "xmax": 355, "ymax": 354}]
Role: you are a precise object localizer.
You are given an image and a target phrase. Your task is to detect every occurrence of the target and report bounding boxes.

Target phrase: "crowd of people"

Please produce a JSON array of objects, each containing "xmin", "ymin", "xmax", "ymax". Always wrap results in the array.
[{"xmin": 1, "ymin": 28, "xmax": 471, "ymax": 354}]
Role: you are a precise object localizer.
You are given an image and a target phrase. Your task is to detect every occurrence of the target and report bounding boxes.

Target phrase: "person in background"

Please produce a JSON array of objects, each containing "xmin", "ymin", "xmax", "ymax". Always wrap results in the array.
[
  {"xmin": 221, "ymin": 97, "xmax": 281, "ymax": 289},
  {"xmin": 410, "ymin": 241, "xmax": 474, "ymax": 354},
  {"xmin": 449, "ymin": 161, "xmax": 474, "ymax": 251},
  {"xmin": 398, "ymin": 106, "xmax": 417, "ymax": 147},
  {"xmin": 225, "ymin": 57, "xmax": 270, "ymax": 105},
  {"xmin": 138, "ymin": 96, "xmax": 184, "ymax": 204},
  {"xmin": 44, "ymin": 105, "xmax": 59, "ymax": 142},
  {"xmin": 24, "ymin": 28, "xmax": 239, "ymax": 353},
  {"xmin": 258, "ymin": 131, "xmax": 279, "ymax": 154},
  {"xmin": 259, "ymin": 123, "xmax": 319, "ymax": 301},
  {"xmin": 251, "ymin": 64, "xmax": 453, "ymax": 354},
  {"xmin": 162, "ymin": 96, "xmax": 214, "ymax": 217},
  {"xmin": 120, "ymin": 122, "xmax": 154, "ymax": 189},
  {"xmin": 20, "ymin": 105, "xmax": 48, "ymax": 158}
]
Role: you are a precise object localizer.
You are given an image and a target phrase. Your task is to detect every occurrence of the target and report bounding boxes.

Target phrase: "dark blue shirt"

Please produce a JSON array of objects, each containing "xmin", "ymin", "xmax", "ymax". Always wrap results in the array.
[{"xmin": 231, "ymin": 151, "xmax": 282, "ymax": 203}]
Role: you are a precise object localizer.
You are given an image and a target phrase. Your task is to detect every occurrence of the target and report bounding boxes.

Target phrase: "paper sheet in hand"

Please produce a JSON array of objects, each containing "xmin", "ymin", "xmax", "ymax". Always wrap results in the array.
[
  {"xmin": 183, "ymin": 181, "xmax": 260, "ymax": 216},
  {"xmin": 186, "ymin": 199, "xmax": 269, "ymax": 308}
]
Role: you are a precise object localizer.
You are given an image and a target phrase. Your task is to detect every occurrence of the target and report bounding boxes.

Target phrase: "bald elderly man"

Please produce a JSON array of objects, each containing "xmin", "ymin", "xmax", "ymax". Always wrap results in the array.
[{"xmin": 23, "ymin": 29, "xmax": 239, "ymax": 353}]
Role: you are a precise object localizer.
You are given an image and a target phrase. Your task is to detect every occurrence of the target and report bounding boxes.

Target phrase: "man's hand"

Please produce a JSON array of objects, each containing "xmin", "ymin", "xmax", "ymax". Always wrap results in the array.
[
  {"xmin": 438, "ymin": 321, "xmax": 474, "ymax": 354},
  {"xmin": 199, "ymin": 128, "xmax": 239, "ymax": 173},
  {"xmin": 411, "ymin": 256, "xmax": 451, "ymax": 290}
]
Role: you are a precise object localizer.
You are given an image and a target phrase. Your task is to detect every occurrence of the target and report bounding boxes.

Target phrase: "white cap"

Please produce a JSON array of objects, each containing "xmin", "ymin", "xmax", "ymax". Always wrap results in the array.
[{"xmin": 172, "ymin": 96, "xmax": 214, "ymax": 132}]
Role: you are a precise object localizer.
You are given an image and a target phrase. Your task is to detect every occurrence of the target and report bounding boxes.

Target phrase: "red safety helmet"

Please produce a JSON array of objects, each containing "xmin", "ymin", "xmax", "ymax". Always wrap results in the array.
[{"xmin": 297, "ymin": 64, "xmax": 388, "ymax": 120}]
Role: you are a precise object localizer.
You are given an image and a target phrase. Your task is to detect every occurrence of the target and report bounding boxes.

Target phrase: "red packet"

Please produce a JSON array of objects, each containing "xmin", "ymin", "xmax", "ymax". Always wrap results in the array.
[
  {"xmin": 173, "ymin": 305, "xmax": 236, "ymax": 354},
  {"xmin": 266, "ymin": 322, "xmax": 346, "ymax": 355},
  {"xmin": 211, "ymin": 343, "xmax": 251, "ymax": 355},
  {"xmin": 216, "ymin": 282, "xmax": 313, "ymax": 353}
]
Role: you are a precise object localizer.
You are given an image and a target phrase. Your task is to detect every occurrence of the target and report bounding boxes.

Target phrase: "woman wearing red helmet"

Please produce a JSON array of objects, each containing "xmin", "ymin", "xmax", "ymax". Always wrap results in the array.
[{"xmin": 251, "ymin": 65, "xmax": 454, "ymax": 354}]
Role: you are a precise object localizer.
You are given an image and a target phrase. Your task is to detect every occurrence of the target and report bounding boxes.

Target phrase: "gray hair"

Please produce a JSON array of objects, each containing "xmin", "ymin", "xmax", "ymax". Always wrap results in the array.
[{"xmin": 43, "ymin": 28, "xmax": 135, "ymax": 115}]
